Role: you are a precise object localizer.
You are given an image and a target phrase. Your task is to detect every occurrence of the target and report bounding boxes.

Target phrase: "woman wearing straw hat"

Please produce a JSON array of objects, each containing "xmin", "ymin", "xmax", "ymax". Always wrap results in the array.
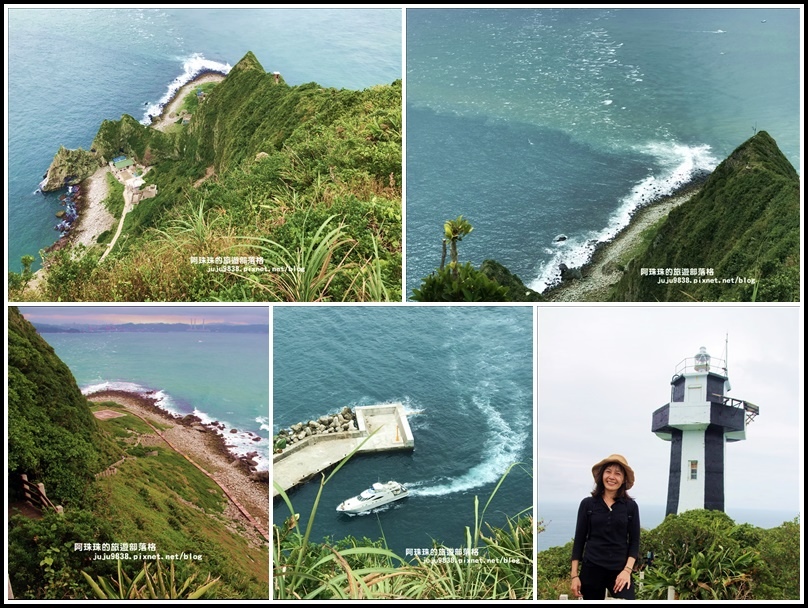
[{"xmin": 570, "ymin": 454, "xmax": 640, "ymax": 600}]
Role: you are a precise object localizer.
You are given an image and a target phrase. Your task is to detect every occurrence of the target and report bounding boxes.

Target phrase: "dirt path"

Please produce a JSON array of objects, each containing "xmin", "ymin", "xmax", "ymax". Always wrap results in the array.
[{"xmin": 99, "ymin": 187, "xmax": 135, "ymax": 262}]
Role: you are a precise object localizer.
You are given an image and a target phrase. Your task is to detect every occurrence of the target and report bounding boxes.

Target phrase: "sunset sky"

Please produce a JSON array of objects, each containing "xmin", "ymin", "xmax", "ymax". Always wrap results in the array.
[{"xmin": 17, "ymin": 306, "xmax": 268, "ymax": 326}]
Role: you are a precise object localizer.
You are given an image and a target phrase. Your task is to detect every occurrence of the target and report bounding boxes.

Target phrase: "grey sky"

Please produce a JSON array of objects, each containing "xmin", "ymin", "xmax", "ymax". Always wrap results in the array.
[
  {"xmin": 538, "ymin": 306, "xmax": 801, "ymax": 515},
  {"xmin": 17, "ymin": 305, "xmax": 269, "ymax": 327}
]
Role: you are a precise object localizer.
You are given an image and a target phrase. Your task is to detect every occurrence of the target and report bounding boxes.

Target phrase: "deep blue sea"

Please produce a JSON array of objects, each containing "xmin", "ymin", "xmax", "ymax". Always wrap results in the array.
[
  {"xmin": 406, "ymin": 8, "xmax": 801, "ymax": 295},
  {"xmin": 538, "ymin": 502, "xmax": 799, "ymax": 551},
  {"xmin": 273, "ymin": 306, "xmax": 534, "ymax": 558},
  {"xmin": 39, "ymin": 330, "xmax": 271, "ymax": 470},
  {"xmin": 7, "ymin": 7, "xmax": 402, "ymax": 272}
]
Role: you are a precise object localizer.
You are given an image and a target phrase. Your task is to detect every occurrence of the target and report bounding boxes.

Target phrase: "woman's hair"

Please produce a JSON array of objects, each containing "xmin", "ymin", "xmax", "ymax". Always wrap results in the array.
[{"xmin": 591, "ymin": 462, "xmax": 633, "ymax": 500}]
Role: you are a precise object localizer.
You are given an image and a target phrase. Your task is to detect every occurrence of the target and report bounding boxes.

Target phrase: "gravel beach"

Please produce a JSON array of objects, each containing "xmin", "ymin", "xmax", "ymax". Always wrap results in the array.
[
  {"xmin": 543, "ymin": 188, "xmax": 700, "ymax": 302},
  {"xmin": 71, "ymin": 166, "xmax": 116, "ymax": 250},
  {"xmin": 87, "ymin": 389, "xmax": 269, "ymax": 545}
]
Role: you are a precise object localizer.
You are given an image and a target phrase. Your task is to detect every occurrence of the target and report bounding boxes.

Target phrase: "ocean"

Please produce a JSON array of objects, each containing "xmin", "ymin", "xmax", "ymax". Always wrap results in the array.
[
  {"xmin": 272, "ymin": 306, "xmax": 534, "ymax": 558},
  {"xmin": 6, "ymin": 7, "xmax": 402, "ymax": 272},
  {"xmin": 538, "ymin": 502, "xmax": 799, "ymax": 552},
  {"xmin": 406, "ymin": 8, "xmax": 800, "ymax": 295},
  {"xmin": 39, "ymin": 330, "xmax": 271, "ymax": 471}
]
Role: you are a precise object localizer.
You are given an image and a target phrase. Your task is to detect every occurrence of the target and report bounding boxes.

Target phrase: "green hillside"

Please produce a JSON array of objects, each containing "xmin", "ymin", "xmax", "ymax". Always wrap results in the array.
[
  {"xmin": 7, "ymin": 307, "xmax": 268, "ymax": 599},
  {"xmin": 21, "ymin": 52, "xmax": 401, "ymax": 302},
  {"xmin": 609, "ymin": 131, "xmax": 799, "ymax": 302},
  {"xmin": 8, "ymin": 307, "xmax": 104, "ymax": 506}
]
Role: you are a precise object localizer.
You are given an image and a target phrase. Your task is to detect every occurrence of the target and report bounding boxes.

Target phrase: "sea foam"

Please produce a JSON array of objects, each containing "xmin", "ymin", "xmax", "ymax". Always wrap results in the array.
[
  {"xmin": 529, "ymin": 140, "xmax": 718, "ymax": 293},
  {"xmin": 141, "ymin": 53, "xmax": 231, "ymax": 125}
]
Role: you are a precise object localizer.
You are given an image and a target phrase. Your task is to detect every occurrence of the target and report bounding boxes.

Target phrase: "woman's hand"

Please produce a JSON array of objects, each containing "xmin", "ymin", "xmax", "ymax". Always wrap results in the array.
[
  {"xmin": 613, "ymin": 569, "xmax": 631, "ymax": 594},
  {"xmin": 571, "ymin": 576, "xmax": 582, "ymax": 598}
]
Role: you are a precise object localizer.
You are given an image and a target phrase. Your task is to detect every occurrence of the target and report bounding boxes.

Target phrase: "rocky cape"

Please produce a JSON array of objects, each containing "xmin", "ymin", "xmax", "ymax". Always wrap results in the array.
[{"xmin": 41, "ymin": 146, "xmax": 100, "ymax": 192}]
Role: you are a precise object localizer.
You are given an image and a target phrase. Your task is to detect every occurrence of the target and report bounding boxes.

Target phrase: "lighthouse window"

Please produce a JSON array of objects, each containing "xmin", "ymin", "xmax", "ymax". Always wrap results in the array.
[{"xmin": 689, "ymin": 460, "xmax": 698, "ymax": 480}]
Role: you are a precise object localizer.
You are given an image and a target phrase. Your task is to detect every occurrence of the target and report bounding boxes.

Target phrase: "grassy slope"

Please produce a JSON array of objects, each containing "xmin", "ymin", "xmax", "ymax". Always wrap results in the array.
[
  {"xmin": 88, "ymin": 402, "xmax": 269, "ymax": 598},
  {"xmin": 35, "ymin": 52, "xmax": 401, "ymax": 302},
  {"xmin": 609, "ymin": 131, "xmax": 799, "ymax": 302}
]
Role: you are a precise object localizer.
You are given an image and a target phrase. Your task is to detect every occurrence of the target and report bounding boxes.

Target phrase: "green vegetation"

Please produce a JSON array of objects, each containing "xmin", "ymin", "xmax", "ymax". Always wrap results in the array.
[
  {"xmin": 29, "ymin": 52, "xmax": 401, "ymax": 302},
  {"xmin": 82, "ymin": 559, "xmax": 219, "ymax": 600},
  {"xmin": 413, "ymin": 217, "xmax": 542, "ymax": 302},
  {"xmin": 8, "ymin": 306, "xmax": 106, "ymax": 506},
  {"xmin": 536, "ymin": 509, "xmax": 800, "ymax": 600},
  {"xmin": 181, "ymin": 82, "xmax": 219, "ymax": 115},
  {"xmin": 610, "ymin": 131, "xmax": 800, "ymax": 302},
  {"xmin": 102, "ymin": 171, "xmax": 125, "ymax": 219},
  {"xmin": 8, "ymin": 254, "xmax": 35, "ymax": 298},
  {"xmin": 7, "ymin": 308, "xmax": 269, "ymax": 599},
  {"xmin": 274, "ymin": 445, "xmax": 532, "ymax": 600}
]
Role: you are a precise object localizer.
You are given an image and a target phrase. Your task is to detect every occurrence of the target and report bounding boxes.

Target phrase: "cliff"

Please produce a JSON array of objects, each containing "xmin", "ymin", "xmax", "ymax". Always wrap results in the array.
[
  {"xmin": 479, "ymin": 259, "xmax": 544, "ymax": 302},
  {"xmin": 7, "ymin": 307, "xmax": 101, "ymax": 505},
  {"xmin": 609, "ymin": 131, "xmax": 800, "ymax": 302},
  {"xmin": 36, "ymin": 51, "xmax": 402, "ymax": 302},
  {"xmin": 41, "ymin": 146, "xmax": 100, "ymax": 191}
]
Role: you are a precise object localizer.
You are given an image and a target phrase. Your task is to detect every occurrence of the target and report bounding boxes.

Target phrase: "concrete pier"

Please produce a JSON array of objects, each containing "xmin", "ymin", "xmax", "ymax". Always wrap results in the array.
[{"xmin": 273, "ymin": 403, "xmax": 414, "ymax": 497}]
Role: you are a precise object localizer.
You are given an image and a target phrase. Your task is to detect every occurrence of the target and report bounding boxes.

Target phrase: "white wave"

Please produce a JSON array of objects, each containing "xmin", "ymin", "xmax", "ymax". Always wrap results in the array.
[
  {"xmin": 140, "ymin": 53, "xmax": 231, "ymax": 124},
  {"xmin": 602, "ymin": 99, "xmax": 613, "ymax": 105},
  {"xmin": 196, "ymin": 408, "xmax": 269, "ymax": 472},
  {"xmin": 529, "ymin": 140, "xmax": 719, "ymax": 293},
  {"xmin": 83, "ymin": 381, "xmax": 267, "ymax": 471},
  {"xmin": 256, "ymin": 415, "xmax": 270, "ymax": 432},
  {"xmin": 408, "ymin": 391, "xmax": 528, "ymax": 497}
]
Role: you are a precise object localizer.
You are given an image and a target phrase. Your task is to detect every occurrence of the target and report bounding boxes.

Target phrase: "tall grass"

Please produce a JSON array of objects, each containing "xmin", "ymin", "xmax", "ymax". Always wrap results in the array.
[
  {"xmin": 273, "ymin": 450, "xmax": 533, "ymax": 600},
  {"xmin": 240, "ymin": 213, "xmax": 355, "ymax": 302}
]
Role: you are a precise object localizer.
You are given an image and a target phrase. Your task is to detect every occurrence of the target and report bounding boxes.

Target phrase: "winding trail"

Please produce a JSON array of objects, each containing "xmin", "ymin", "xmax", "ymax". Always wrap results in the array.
[{"xmin": 99, "ymin": 187, "xmax": 134, "ymax": 262}]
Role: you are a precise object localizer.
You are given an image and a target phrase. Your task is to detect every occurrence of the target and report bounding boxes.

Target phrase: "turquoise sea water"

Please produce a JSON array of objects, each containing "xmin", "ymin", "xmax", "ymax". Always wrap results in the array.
[
  {"xmin": 406, "ymin": 8, "xmax": 800, "ymax": 295},
  {"xmin": 40, "ymin": 330, "xmax": 271, "ymax": 470},
  {"xmin": 7, "ymin": 7, "xmax": 402, "ymax": 271},
  {"xmin": 273, "ymin": 306, "xmax": 534, "ymax": 558}
]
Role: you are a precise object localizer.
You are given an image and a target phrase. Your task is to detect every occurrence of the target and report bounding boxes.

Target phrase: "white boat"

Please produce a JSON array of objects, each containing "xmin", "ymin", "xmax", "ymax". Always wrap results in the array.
[{"xmin": 336, "ymin": 481, "xmax": 408, "ymax": 514}]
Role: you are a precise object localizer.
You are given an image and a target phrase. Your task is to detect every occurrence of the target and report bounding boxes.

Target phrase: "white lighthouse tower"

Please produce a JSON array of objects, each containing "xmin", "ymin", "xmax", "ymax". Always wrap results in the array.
[{"xmin": 652, "ymin": 347, "xmax": 759, "ymax": 516}]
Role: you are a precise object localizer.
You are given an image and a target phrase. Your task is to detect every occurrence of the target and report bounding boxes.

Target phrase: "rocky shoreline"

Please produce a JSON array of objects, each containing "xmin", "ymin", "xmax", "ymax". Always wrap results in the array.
[
  {"xmin": 542, "ymin": 173, "xmax": 710, "ymax": 302},
  {"xmin": 87, "ymin": 389, "xmax": 267, "ymax": 481}
]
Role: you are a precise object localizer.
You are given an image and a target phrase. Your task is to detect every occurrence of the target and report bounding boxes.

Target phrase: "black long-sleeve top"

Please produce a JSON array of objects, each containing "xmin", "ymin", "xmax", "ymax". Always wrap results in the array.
[{"xmin": 571, "ymin": 495, "xmax": 640, "ymax": 571}]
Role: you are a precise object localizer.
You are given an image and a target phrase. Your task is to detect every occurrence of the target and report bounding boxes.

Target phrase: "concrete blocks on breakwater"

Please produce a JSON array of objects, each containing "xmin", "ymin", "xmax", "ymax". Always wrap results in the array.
[{"xmin": 272, "ymin": 403, "xmax": 414, "ymax": 497}]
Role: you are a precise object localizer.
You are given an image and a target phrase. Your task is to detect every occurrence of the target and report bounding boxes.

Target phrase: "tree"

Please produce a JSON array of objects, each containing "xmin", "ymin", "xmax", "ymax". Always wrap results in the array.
[{"xmin": 442, "ymin": 215, "xmax": 474, "ymax": 277}]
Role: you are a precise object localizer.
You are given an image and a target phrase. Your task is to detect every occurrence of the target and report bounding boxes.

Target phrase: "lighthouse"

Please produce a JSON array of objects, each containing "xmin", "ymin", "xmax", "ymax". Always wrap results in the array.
[{"xmin": 651, "ymin": 347, "xmax": 759, "ymax": 516}]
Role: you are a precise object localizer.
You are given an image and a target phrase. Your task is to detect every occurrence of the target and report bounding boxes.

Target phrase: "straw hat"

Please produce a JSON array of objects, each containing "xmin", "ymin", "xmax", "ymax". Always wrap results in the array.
[{"xmin": 592, "ymin": 454, "xmax": 635, "ymax": 490}]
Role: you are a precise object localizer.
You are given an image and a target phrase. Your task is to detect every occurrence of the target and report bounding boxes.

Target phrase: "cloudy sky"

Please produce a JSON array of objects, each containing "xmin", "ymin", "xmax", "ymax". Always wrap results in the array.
[
  {"xmin": 17, "ymin": 305, "xmax": 268, "ymax": 326},
  {"xmin": 538, "ymin": 305, "xmax": 801, "ymax": 515}
]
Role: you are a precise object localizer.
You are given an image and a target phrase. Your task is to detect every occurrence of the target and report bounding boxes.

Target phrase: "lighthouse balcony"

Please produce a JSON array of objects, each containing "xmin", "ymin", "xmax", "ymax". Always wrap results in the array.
[{"xmin": 652, "ymin": 401, "xmax": 745, "ymax": 435}]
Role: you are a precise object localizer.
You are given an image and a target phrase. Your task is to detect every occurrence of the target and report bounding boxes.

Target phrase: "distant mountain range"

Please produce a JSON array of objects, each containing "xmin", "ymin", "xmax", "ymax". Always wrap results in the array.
[{"xmin": 32, "ymin": 322, "xmax": 268, "ymax": 334}]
